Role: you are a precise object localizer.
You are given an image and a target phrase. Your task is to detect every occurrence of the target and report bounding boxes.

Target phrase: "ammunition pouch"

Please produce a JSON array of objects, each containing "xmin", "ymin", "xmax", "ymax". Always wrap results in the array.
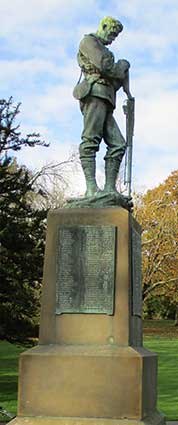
[{"xmin": 73, "ymin": 79, "xmax": 92, "ymax": 100}]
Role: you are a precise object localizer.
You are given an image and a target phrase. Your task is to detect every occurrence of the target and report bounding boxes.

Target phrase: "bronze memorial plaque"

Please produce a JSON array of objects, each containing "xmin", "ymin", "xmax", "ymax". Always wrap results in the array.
[
  {"xmin": 56, "ymin": 225, "xmax": 116, "ymax": 315},
  {"xmin": 132, "ymin": 227, "xmax": 142, "ymax": 316}
]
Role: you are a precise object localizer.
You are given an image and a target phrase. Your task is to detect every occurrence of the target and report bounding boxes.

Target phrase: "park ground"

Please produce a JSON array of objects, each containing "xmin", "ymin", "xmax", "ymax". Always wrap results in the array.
[{"xmin": 0, "ymin": 320, "xmax": 178, "ymax": 422}]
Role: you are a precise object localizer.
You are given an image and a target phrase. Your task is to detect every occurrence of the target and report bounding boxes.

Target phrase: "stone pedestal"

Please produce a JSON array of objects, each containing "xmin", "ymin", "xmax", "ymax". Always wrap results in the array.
[{"xmin": 11, "ymin": 208, "xmax": 165, "ymax": 425}]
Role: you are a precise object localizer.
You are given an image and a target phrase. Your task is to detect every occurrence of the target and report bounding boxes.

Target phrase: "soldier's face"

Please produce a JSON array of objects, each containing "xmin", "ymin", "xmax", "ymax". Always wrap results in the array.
[{"xmin": 102, "ymin": 28, "xmax": 119, "ymax": 45}]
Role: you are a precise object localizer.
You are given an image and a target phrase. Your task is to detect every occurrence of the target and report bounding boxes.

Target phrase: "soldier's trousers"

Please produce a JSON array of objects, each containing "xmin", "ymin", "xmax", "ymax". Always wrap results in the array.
[{"xmin": 79, "ymin": 96, "xmax": 126, "ymax": 161}]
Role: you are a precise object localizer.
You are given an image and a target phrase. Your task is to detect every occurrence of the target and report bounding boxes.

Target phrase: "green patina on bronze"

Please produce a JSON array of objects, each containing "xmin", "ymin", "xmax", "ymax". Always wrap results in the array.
[
  {"xmin": 66, "ymin": 190, "xmax": 133, "ymax": 210},
  {"xmin": 97, "ymin": 16, "xmax": 123, "ymax": 36},
  {"xmin": 71, "ymin": 16, "xmax": 134, "ymax": 210},
  {"xmin": 56, "ymin": 225, "xmax": 116, "ymax": 315}
]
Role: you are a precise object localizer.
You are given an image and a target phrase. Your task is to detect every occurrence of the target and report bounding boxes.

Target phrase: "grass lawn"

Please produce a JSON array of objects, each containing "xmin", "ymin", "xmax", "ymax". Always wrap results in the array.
[
  {"xmin": 0, "ymin": 322, "xmax": 178, "ymax": 421},
  {"xmin": 0, "ymin": 341, "xmax": 26, "ymax": 422},
  {"xmin": 144, "ymin": 337, "xmax": 178, "ymax": 420}
]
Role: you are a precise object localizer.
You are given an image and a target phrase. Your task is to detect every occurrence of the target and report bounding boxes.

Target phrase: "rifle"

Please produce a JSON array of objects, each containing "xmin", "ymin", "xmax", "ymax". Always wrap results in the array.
[{"xmin": 123, "ymin": 97, "xmax": 135, "ymax": 197}]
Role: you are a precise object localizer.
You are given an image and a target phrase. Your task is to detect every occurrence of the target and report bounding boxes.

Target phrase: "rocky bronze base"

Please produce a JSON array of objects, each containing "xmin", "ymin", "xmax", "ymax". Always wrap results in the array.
[
  {"xmin": 65, "ymin": 191, "xmax": 133, "ymax": 211},
  {"xmin": 9, "ymin": 411, "xmax": 166, "ymax": 425}
]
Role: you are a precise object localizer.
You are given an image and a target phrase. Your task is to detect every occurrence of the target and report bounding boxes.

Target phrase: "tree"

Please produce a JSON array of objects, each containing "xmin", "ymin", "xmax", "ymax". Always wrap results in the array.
[
  {"xmin": 30, "ymin": 149, "xmax": 80, "ymax": 210},
  {"xmin": 0, "ymin": 98, "xmax": 82, "ymax": 339},
  {"xmin": 0, "ymin": 97, "xmax": 49, "ymax": 155},
  {"xmin": 0, "ymin": 98, "xmax": 48, "ymax": 339},
  {"xmin": 135, "ymin": 171, "xmax": 178, "ymax": 322}
]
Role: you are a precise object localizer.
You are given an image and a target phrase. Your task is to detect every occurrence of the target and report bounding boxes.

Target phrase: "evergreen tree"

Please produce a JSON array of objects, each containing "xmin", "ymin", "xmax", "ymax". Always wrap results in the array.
[{"xmin": 0, "ymin": 98, "xmax": 48, "ymax": 340}]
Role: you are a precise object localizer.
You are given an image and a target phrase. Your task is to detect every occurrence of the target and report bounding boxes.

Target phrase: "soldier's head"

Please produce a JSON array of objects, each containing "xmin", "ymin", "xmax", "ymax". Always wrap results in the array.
[{"xmin": 97, "ymin": 16, "xmax": 123, "ymax": 45}]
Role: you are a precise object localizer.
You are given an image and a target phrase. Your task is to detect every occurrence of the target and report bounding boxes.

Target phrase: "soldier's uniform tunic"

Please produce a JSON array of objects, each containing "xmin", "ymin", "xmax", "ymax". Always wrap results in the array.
[{"xmin": 77, "ymin": 33, "xmax": 130, "ymax": 161}]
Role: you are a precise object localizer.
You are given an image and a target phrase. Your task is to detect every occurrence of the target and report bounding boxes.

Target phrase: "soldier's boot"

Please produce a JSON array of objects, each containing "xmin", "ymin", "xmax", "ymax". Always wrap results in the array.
[
  {"xmin": 103, "ymin": 158, "xmax": 121, "ymax": 194},
  {"xmin": 81, "ymin": 158, "xmax": 100, "ymax": 197}
]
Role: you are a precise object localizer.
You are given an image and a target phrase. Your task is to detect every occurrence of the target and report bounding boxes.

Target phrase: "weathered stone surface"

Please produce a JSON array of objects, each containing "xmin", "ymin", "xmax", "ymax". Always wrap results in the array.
[
  {"xmin": 39, "ymin": 208, "xmax": 132, "ymax": 346},
  {"xmin": 9, "ymin": 410, "xmax": 166, "ymax": 425},
  {"xmin": 17, "ymin": 345, "xmax": 160, "ymax": 420},
  {"xmin": 9, "ymin": 208, "xmax": 165, "ymax": 425}
]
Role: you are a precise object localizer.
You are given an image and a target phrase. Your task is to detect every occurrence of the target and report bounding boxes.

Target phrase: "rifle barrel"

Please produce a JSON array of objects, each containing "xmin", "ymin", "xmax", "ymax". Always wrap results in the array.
[{"xmin": 123, "ymin": 98, "xmax": 135, "ymax": 197}]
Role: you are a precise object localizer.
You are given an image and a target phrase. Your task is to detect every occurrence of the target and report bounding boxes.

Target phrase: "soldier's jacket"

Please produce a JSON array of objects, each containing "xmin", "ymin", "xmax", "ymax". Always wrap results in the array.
[{"xmin": 74, "ymin": 33, "xmax": 130, "ymax": 108}]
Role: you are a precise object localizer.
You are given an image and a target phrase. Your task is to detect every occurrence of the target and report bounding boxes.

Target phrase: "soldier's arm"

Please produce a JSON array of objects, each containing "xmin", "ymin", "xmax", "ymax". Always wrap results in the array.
[
  {"xmin": 79, "ymin": 35, "xmax": 130, "ymax": 80},
  {"xmin": 79, "ymin": 35, "xmax": 106, "ymax": 70}
]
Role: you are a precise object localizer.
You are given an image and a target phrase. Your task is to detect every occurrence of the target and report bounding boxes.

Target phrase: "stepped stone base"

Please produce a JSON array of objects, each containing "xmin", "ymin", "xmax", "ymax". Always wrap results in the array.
[
  {"xmin": 10, "ymin": 410, "xmax": 166, "ymax": 425},
  {"xmin": 16, "ymin": 344, "xmax": 163, "ymax": 422},
  {"xmin": 8, "ymin": 208, "xmax": 165, "ymax": 425}
]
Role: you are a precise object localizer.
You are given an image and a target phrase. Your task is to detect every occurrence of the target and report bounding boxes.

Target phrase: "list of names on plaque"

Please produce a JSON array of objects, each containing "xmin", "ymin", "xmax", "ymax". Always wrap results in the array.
[
  {"xmin": 132, "ymin": 227, "xmax": 142, "ymax": 316},
  {"xmin": 56, "ymin": 225, "xmax": 116, "ymax": 315}
]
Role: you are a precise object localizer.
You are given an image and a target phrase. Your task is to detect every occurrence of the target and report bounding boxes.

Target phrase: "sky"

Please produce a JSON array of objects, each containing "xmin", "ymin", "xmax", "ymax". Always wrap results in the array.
[{"xmin": 1, "ymin": 0, "xmax": 178, "ymax": 195}]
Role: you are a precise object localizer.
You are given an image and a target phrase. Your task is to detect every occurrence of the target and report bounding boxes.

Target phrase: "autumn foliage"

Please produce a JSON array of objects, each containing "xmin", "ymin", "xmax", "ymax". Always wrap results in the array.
[{"xmin": 135, "ymin": 170, "xmax": 178, "ymax": 322}]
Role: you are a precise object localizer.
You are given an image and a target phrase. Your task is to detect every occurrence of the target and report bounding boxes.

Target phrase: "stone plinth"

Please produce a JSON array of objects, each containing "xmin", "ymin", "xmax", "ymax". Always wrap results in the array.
[
  {"xmin": 11, "ymin": 208, "xmax": 165, "ymax": 425},
  {"xmin": 39, "ymin": 208, "xmax": 142, "ymax": 346},
  {"xmin": 18, "ymin": 345, "xmax": 157, "ymax": 419}
]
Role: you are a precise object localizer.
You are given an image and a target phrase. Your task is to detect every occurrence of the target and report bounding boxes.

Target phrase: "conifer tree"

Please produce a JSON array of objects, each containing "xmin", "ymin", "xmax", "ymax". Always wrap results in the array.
[{"xmin": 0, "ymin": 98, "xmax": 48, "ymax": 340}]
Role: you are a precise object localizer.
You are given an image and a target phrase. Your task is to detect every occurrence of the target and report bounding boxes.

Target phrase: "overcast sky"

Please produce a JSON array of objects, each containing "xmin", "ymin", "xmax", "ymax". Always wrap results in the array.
[{"xmin": 1, "ymin": 0, "xmax": 178, "ymax": 194}]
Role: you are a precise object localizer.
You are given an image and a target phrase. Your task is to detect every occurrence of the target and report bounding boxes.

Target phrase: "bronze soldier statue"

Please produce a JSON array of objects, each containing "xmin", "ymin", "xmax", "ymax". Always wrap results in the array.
[{"xmin": 73, "ymin": 16, "xmax": 133, "ymax": 198}]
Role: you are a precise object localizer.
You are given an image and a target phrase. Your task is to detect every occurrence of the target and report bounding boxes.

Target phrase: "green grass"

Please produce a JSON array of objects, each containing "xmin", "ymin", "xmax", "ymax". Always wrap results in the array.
[
  {"xmin": 0, "ymin": 329, "xmax": 178, "ymax": 421},
  {"xmin": 144, "ymin": 336, "xmax": 178, "ymax": 421},
  {"xmin": 0, "ymin": 341, "xmax": 26, "ymax": 421}
]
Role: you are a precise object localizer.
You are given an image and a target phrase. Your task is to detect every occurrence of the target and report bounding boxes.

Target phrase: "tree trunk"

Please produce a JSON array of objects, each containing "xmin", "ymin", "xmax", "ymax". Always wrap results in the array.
[{"xmin": 174, "ymin": 304, "xmax": 178, "ymax": 326}]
